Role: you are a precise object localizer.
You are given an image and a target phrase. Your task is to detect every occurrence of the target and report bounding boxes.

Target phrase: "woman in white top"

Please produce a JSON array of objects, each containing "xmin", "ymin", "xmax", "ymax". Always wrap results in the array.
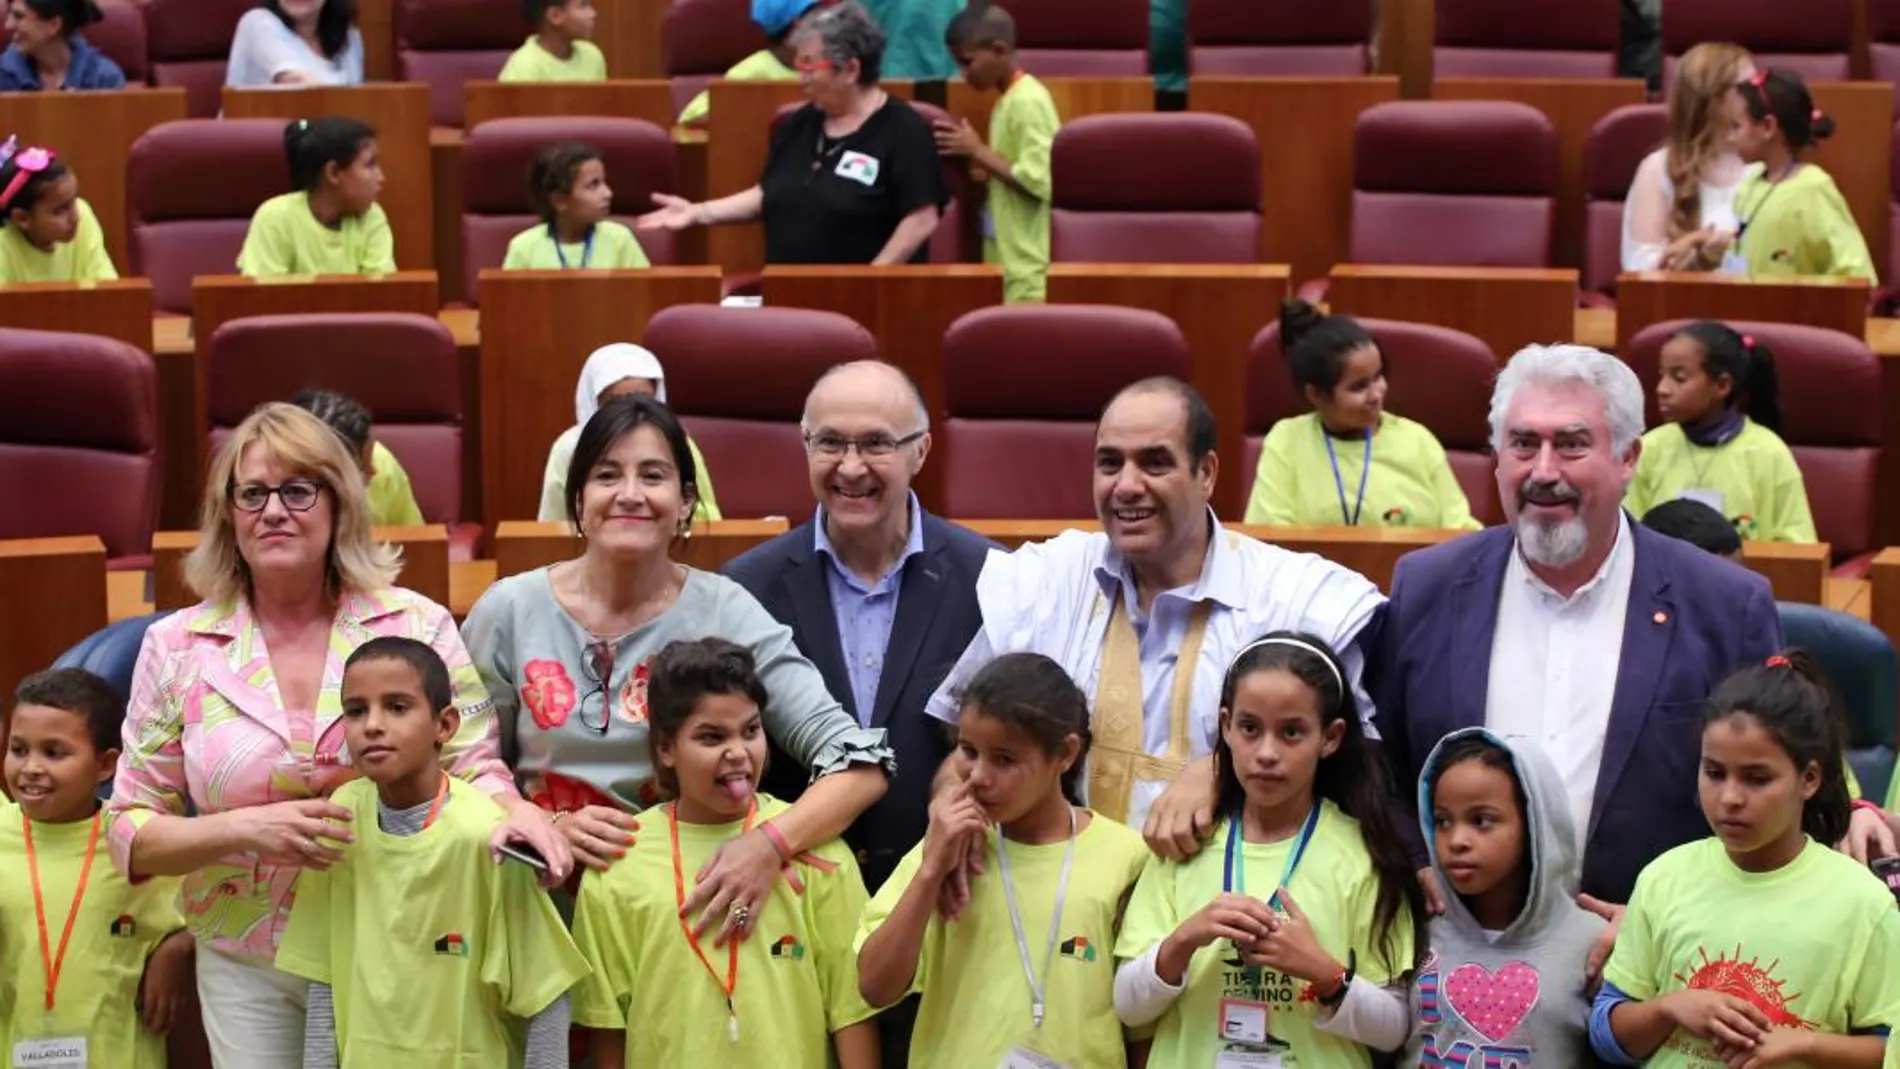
[
  {"xmin": 1621, "ymin": 42, "xmax": 1756, "ymax": 273},
  {"xmin": 225, "ymin": 0, "xmax": 364, "ymax": 88}
]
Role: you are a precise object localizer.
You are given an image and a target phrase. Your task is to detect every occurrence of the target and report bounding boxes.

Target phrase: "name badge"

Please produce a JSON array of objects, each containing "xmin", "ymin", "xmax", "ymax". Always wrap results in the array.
[
  {"xmin": 981, "ymin": 208, "xmax": 997, "ymax": 241},
  {"xmin": 835, "ymin": 150, "xmax": 881, "ymax": 186},
  {"xmin": 11, "ymin": 1038, "xmax": 87, "ymax": 1069},
  {"xmin": 1719, "ymin": 250, "xmax": 1749, "ymax": 275},
  {"xmin": 1678, "ymin": 488, "xmax": 1724, "ymax": 513},
  {"xmin": 1216, "ymin": 1051, "xmax": 1288, "ymax": 1069},
  {"xmin": 999, "ymin": 1047, "xmax": 1071, "ymax": 1069},
  {"xmin": 1219, "ymin": 998, "xmax": 1270, "ymax": 1046}
]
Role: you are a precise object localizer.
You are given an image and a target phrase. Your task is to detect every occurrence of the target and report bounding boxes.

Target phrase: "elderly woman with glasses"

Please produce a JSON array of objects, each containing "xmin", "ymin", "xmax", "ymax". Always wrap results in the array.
[
  {"xmin": 462, "ymin": 394, "xmax": 891, "ymax": 945},
  {"xmin": 105, "ymin": 403, "xmax": 565, "ymax": 1066},
  {"xmin": 636, "ymin": 0, "xmax": 944, "ymax": 267}
]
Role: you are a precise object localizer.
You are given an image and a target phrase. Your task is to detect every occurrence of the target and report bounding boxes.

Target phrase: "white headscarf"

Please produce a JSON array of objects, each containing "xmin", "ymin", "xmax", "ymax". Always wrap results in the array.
[{"xmin": 574, "ymin": 343, "xmax": 668, "ymax": 426}]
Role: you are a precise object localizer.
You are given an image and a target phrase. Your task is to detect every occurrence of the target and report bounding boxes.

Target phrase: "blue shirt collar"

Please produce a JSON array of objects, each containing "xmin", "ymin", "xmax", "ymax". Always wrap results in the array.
[
  {"xmin": 813, "ymin": 492, "xmax": 925, "ymax": 588},
  {"xmin": 1095, "ymin": 506, "xmax": 1246, "ymax": 612}
]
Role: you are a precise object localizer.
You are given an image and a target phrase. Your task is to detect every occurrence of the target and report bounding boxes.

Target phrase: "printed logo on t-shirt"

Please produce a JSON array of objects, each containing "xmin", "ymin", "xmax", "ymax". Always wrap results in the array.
[
  {"xmin": 1059, "ymin": 935, "xmax": 1096, "ymax": 962},
  {"xmin": 1382, "ymin": 507, "xmax": 1411, "ymax": 526},
  {"xmin": 769, "ymin": 935, "xmax": 805, "ymax": 960},
  {"xmin": 835, "ymin": 151, "xmax": 881, "ymax": 186},
  {"xmin": 1732, "ymin": 514, "xmax": 1759, "ymax": 541},
  {"xmin": 1660, "ymin": 948, "xmax": 1807, "ymax": 1065},
  {"xmin": 434, "ymin": 932, "xmax": 470, "ymax": 958},
  {"xmin": 1415, "ymin": 955, "xmax": 1538, "ymax": 1069},
  {"xmin": 109, "ymin": 914, "xmax": 137, "ymax": 938}
]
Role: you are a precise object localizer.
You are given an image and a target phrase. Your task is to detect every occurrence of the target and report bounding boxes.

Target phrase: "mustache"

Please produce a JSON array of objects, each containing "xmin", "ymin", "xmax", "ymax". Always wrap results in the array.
[{"xmin": 1517, "ymin": 480, "xmax": 1578, "ymax": 507}]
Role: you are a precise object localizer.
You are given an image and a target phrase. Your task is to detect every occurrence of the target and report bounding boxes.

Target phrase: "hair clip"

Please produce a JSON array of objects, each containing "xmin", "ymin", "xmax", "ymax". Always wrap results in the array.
[
  {"xmin": 1748, "ymin": 69, "xmax": 1768, "ymax": 87},
  {"xmin": 1811, "ymin": 108, "xmax": 1823, "ymax": 122},
  {"xmin": 1765, "ymin": 654, "xmax": 1791, "ymax": 668},
  {"xmin": 1741, "ymin": 334, "xmax": 1755, "ymax": 348}
]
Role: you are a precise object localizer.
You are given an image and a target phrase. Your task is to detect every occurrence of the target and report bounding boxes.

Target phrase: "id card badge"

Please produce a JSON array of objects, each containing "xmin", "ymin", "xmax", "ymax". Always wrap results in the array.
[
  {"xmin": 1678, "ymin": 488, "xmax": 1725, "ymax": 513},
  {"xmin": 1218, "ymin": 998, "xmax": 1270, "ymax": 1046},
  {"xmin": 998, "ymin": 1046, "xmax": 1072, "ymax": 1069},
  {"xmin": 1719, "ymin": 250, "xmax": 1749, "ymax": 275},
  {"xmin": 980, "ymin": 208, "xmax": 997, "ymax": 241},
  {"xmin": 1215, "ymin": 1050, "xmax": 1287, "ymax": 1069},
  {"xmin": 11, "ymin": 1037, "xmax": 87, "ymax": 1069}
]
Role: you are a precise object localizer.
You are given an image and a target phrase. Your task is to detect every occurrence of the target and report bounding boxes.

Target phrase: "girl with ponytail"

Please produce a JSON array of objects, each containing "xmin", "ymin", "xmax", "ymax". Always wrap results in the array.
[{"xmin": 1732, "ymin": 68, "xmax": 1875, "ymax": 281}]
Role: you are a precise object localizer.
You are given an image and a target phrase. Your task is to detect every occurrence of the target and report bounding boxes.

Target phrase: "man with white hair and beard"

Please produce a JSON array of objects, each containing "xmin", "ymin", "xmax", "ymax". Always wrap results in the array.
[{"xmin": 1368, "ymin": 343, "xmax": 1788, "ymax": 910}]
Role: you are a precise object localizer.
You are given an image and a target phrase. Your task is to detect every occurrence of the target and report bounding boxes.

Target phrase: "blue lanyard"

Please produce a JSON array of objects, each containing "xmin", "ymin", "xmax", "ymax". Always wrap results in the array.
[
  {"xmin": 1222, "ymin": 804, "xmax": 1321, "ymax": 910},
  {"xmin": 551, "ymin": 224, "xmax": 595, "ymax": 269},
  {"xmin": 1322, "ymin": 426, "xmax": 1373, "ymax": 526}
]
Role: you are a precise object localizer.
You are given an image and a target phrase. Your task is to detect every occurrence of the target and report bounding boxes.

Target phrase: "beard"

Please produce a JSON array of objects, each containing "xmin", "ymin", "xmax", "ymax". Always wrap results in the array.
[{"xmin": 1513, "ymin": 478, "xmax": 1590, "ymax": 568}]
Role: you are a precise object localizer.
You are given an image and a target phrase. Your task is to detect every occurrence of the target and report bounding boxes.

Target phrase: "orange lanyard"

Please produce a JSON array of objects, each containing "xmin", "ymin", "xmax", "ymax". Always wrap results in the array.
[
  {"xmin": 668, "ymin": 800, "xmax": 756, "ymax": 1039},
  {"xmin": 421, "ymin": 775, "xmax": 449, "ymax": 830},
  {"xmin": 24, "ymin": 811, "xmax": 101, "ymax": 1013}
]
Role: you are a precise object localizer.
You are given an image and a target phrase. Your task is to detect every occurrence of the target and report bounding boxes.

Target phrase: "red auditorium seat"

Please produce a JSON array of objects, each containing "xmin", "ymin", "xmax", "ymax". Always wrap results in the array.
[
  {"xmin": 1050, "ymin": 113, "xmax": 1260, "ymax": 264},
  {"xmin": 397, "ymin": 0, "xmax": 523, "ymax": 127},
  {"xmin": 128, "ymin": 119, "xmax": 289, "ymax": 315},
  {"xmin": 1662, "ymin": 0, "xmax": 1855, "ymax": 82},
  {"xmin": 461, "ymin": 117, "xmax": 680, "ymax": 301},
  {"xmin": 1432, "ymin": 0, "xmax": 1620, "ymax": 77},
  {"xmin": 1581, "ymin": 104, "xmax": 1668, "ymax": 305},
  {"xmin": 143, "ymin": 0, "xmax": 253, "ymax": 117},
  {"xmin": 651, "ymin": 305, "xmax": 878, "ymax": 519},
  {"xmin": 1010, "ymin": 0, "xmax": 1149, "ymax": 76},
  {"xmin": 1872, "ymin": 0, "xmax": 1900, "ymax": 111},
  {"xmin": 1246, "ymin": 318, "xmax": 1502, "ymax": 525},
  {"xmin": 1626, "ymin": 320, "xmax": 1881, "ymax": 572},
  {"xmin": 1188, "ymin": 0, "xmax": 1370, "ymax": 76},
  {"xmin": 205, "ymin": 313, "xmax": 481, "ymax": 559},
  {"xmin": 90, "ymin": 0, "xmax": 150, "ymax": 85},
  {"xmin": 663, "ymin": 0, "xmax": 769, "ymax": 119},
  {"xmin": 940, "ymin": 305, "xmax": 1189, "ymax": 518},
  {"xmin": 0, "ymin": 327, "xmax": 159, "ymax": 568},
  {"xmin": 1885, "ymin": 127, "xmax": 1900, "ymax": 313},
  {"xmin": 1301, "ymin": 100, "xmax": 1558, "ymax": 300}
]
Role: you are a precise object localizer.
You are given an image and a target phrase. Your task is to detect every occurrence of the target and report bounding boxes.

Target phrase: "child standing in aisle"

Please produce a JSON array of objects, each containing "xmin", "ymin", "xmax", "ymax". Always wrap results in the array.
[
  {"xmin": 936, "ymin": 4, "xmax": 1059, "ymax": 303},
  {"xmin": 238, "ymin": 116, "xmax": 396, "ymax": 277},
  {"xmin": 0, "ymin": 137, "xmax": 117, "ymax": 284},
  {"xmin": 1733, "ymin": 69, "xmax": 1875, "ymax": 281},
  {"xmin": 571, "ymin": 637, "xmax": 879, "ymax": 1068},
  {"xmin": 500, "ymin": 0, "xmax": 606, "ymax": 83},
  {"xmin": 503, "ymin": 141, "xmax": 650, "ymax": 271},
  {"xmin": 0, "ymin": 668, "xmax": 192, "ymax": 1069},
  {"xmin": 1593, "ymin": 651, "xmax": 1900, "ymax": 1069},
  {"xmin": 858, "ymin": 652, "xmax": 1152, "ymax": 1068},
  {"xmin": 277, "ymin": 637, "xmax": 586, "ymax": 1066},
  {"xmin": 1114, "ymin": 632, "xmax": 1424, "ymax": 1069}
]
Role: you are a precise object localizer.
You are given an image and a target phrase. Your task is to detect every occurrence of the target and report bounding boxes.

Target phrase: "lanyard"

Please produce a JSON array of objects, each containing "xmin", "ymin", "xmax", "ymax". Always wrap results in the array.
[
  {"xmin": 551, "ymin": 224, "xmax": 595, "ymax": 269},
  {"xmin": 1322, "ymin": 426, "xmax": 1373, "ymax": 526},
  {"xmin": 1736, "ymin": 164, "xmax": 1794, "ymax": 249},
  {"xmin": 993, "ymin": 806, "xmax": 1078, "ymax": 1031},
  {"xmin": 669, "ymin": 800, "xmax": 756, "ymax": 1042},
  {"xmin": 421, "ymin": 775, "xmax": 449, "ymax": 830},
  {"xmin": 24, "ymin": 811, "xmax": 101, "ymax": 1013},
  {"xmin": 1222, "ymin": 804, "xmax": 1320, "ymax": 911}
]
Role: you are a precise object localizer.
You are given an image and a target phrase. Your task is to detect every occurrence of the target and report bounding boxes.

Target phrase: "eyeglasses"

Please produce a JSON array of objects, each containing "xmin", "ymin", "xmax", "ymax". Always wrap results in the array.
[
  {"xmin": 804, "ymin": 430, "xmax": 925, "ymax": 458},
  {"xmin": 232, "ymin": 480, "xmax": 323, "ymax": 513},
  {"xmin": 794, "ymin": 56, "xmax": 837, "ymax": 75},
  {"xmin": 578, "ymin": 640, "xmax": 616, "ymax": 735}
]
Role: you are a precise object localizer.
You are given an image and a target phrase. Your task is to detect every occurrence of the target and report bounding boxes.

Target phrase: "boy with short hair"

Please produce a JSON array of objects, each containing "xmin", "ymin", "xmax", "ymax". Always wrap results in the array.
[
  {"xmin": 677, "ymin": 0, "xmax": 837, "ymax": 126},
  {"xmin": 936, "ymin": 3, "xmax": 1059, "ymax": 303},
  {"xmin": 278, "ymin": 637, "xmax": 588, "ymax": 1067},
  {"xmin": 1, "ymin": 668, "xmax": 192, "ymax": 1069},
  {"xmin": 1641, "ymin": 498, "xmax": 1744, "ymax": 559},
  {"xmin": 499, "ymin": 0, "xmax": 607, "ymax": 83}
]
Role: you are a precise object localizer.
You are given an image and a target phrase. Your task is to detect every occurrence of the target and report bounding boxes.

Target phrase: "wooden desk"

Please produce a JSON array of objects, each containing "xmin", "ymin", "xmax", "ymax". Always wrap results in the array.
[
  {"xmin": 0, "ymin": 280, "xmax": 154, "ymax": 352},
  {"xmin": 595, "ymin": 0, "xmax": 673, "ymax": 78},
  {"xmin": 759, "ymin": 265, "xmax": 1006, "ymax": 511},
  {"xmin": 1432, "ymin": 78, "xmax": 1649, "ymax": 269},
  {"xmin": 150, "ymin": 308, "xmax": 475, "ymax": 357},
  {"xmin": 1242, "ymin": 524, "xmax": 1465, "ymax": 591},
  {"xmin": 223, "ymin": 85, "xmax": 436, "ymax": 272},
  {"xmin": 1614, "ymin": 272, "xmax": 1871, "ymax": 353},
  {"xmin": 358, "ymin": 0, "xmax": 393, "ymax": 81},
  {"xmin": 963, "ymin": 519, "xmax": 1101, "ymax": 551},
  {"xmin": 477, "ymin": 269, "xmax": 723, "ymax": 529},
  {"xmin": 0, "ymin": 536, "xmax": 107, "ymax": 707},
  {"xmin": 1327, "ymin": 265, "xmax": 1579, "ymax": 361},
  {"xmin": 1741, "ymin": 541, "xmax": 1831, "ymax": 604},
  {"xmin": 450, "ymin": 559, "xmax": 495, "ymax": 619},
  {"xmin": 1807, "ymin": 81, "xmax": 1895, "ymax": 276},
  {"xmin": 1192, "ymin": 78, "xmax": 1402, "ymax": 285},
  {"xmin": 1825, "ymin": 577, "xmax": 1870, "ymax": 619},
  {"xmin": 1045, "ymin": 264, "xmax": 1292, "ymax": 518},
  {"xmin": 0, "ymin": 89, "xmax": 188, "ymax": 272},
  {"xmin": 150, "ymin": 526, "xmax": 452, "ymax": 611},
  {"xmin": 463, "ymin": 80, "xmax": 678, "ymax": 128},
  {"xmin": 491, "ymin": 518, "xmax": 790, "ymax": 581},
  {"xmin": 945, "ymin": 77, "xmax": 1156, "ymax": 138},
  {"xmin": 173, "ymin": 274, "xmax": 442, "ymax": 527}
]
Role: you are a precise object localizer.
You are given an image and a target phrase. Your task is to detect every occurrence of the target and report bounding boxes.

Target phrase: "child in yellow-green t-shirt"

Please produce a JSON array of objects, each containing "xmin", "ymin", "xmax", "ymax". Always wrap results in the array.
[
  {"xmin": 1246, "ymin": 300, "xmax": 1481, "ymax": 531},
  {"xmin": 499, "ymin": 0, "xmax": 607, "ymax": 83},
  {"xmin": 1594, "ymin": 650, "xmax": 1900, "ymax": 1069},
  {"xmin": 937, "ymin": 4, "xmax": 1058, "ymax": 303},
  {"xmin": 238, "ymin": 116, "xmax": 396, "ymax": 278},
  {"xmin": 277, "ymin": 638, "xmax": 588, "ymax": 1067},
  {"xmin": 859, "ymin": 652, "xmax": 1151, "ymax": 1069},
  {"xmin": 502, "ymin": 141, "xmax": 650, "ymax": 272},
  {"xmin": 676, "ymin": 0, "xmax": 831, "ymax": 126},
  {"xmin": 292, "ymin": 388, "xmax": 427, "ymax": 528},
  {"xmin": 0, "ymin": 140, "xmax": 117, "ymax": 285},
  {"xmin": 1, "ymin": 668, "xmax": 192, "ymax": 1069},
  {"xmin": 1732, "ymin": 69, "xmax": 1875, "ymax": 282},
  {"xmin": 1626, "ymin": 320, "xmax": 1815, "ymax": 543},
  {"xmin": 1114, "ymin": 632, "xmax": 1425, "ymax": 1069},
  {"xmin": 572, "ymin": 637, "xmax": 878, "ymax": 1069}
]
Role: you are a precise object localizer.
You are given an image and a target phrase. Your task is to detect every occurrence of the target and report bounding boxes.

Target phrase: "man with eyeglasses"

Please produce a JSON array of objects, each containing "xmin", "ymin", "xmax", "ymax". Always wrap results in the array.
[{"xmin": 725, "ymin": 360, "xmax": 991, "ymax": 891}]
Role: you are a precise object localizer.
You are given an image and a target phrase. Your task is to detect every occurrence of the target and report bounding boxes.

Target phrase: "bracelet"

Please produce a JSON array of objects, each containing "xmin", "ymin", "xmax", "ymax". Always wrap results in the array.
[
  {"xmin": 759, "ymin": 819, "xmax": 794, "ymax": 863},
  {"xmin": 1318, "ymin": 949, "xmax": 1356, "ymax": 1008},
  {"xmin": 1852, "ymin": 799, "xmax": 1882, "ymax": 813},
  {"xmin": 550, "ymin": 810, "xmax": 571, "ymax": 826}
]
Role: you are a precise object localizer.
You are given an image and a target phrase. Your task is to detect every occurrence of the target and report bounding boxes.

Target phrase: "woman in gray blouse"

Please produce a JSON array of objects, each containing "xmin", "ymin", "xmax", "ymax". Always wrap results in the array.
[{"xmin": 462, "ymin": 394, "xmax": 892, "ymax": 943}]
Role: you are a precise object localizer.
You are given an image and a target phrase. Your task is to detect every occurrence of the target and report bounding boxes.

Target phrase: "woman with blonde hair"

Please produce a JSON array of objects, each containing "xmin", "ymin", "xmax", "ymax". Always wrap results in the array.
[
  {"xmin": 104, "ymin": 402, "xmax": 569, "ymax": 1067},
  {"xmin": 1621, "ymin": 42, "xmax": 1757, "ymax": 272}
]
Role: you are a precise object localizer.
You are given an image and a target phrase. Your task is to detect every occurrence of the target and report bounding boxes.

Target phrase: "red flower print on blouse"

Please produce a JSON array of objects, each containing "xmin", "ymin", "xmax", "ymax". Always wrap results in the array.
[
  {"xmin": 522, "ymin": 659, "xmax": 577, "ymax": 730},
  {"xmin": 618, "ymin": 660, "xmax": 651, "ymax": 724},
  {"xmin": 526, "ymin": 771, "xmax": 617, "ymax": 815}
]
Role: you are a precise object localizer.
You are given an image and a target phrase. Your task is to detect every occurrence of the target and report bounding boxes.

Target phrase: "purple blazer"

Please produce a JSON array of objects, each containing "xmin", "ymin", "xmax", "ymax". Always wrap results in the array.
[{"xmin": 1370, "ymin": 519, "xmax": 1782, "ymax": 903}]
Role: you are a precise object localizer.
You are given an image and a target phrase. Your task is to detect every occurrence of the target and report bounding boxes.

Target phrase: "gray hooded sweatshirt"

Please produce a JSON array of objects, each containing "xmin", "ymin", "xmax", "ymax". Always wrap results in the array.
[{"xmin": 1402, "ymin": 729, "xmax": 1608, "ymax": 1069}]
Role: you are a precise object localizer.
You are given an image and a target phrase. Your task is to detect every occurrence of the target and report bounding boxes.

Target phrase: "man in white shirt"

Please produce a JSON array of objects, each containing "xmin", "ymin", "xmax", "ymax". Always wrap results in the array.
[{"xmin": 926, "ymin": 376, "xmax": 1385, "ymax": 837}]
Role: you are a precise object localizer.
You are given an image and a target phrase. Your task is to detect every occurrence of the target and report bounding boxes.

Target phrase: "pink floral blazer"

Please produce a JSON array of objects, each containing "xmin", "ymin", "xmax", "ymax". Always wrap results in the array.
[{"xmin": 105, "ymin": 586, "xmax": 514, "ymax": 961}]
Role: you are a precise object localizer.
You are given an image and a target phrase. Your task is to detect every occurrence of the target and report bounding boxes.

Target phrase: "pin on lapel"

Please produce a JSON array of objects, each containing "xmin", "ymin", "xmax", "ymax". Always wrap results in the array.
[{"xmin": 1653, "ymin": 611, "xmax": 1668, "ymax": 625}]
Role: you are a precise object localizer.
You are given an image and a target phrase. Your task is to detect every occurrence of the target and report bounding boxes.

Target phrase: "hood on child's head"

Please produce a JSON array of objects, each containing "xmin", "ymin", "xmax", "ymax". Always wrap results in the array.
[{"xmin": 1418, "ymin": 728, "xmax": 1583, "ymax": 943}]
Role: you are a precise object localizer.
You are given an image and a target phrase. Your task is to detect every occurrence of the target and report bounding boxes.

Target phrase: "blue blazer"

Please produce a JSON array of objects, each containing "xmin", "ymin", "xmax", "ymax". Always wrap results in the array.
[
  {"xmin": 1370, "ymin": 520, "xmax": 1782, "ymax": 903},
  {"xmin": 724, "ymin": 510, "xmax": 993, "ymax": 889}
]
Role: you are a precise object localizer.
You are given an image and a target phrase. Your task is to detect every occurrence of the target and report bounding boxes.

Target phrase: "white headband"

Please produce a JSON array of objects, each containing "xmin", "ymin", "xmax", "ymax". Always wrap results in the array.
[{"xmin": 1225, "ymin": 636, "xmax": 1345, "ymax": 696}]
